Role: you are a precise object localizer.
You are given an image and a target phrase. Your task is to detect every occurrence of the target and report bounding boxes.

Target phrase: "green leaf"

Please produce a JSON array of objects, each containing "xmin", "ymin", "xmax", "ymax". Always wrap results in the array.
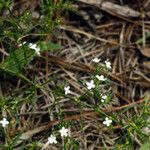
[
  {"xmin": 139, "ymin": 139, "xmax": 150, "ymax": 150},
  {"xmin": 38, "ymin": 41, "xmax": 60, "ymax": 51},
  {"xmin": 0, "ymin": 46, "xmax": 35, "ymax": 74},
  {"xmin": 136, "ymin": 32, "xmax": 150, "ymax": 44},
  {"xmin": 0, "ymin": 41, "xmax": 60, "ymax": 75}
]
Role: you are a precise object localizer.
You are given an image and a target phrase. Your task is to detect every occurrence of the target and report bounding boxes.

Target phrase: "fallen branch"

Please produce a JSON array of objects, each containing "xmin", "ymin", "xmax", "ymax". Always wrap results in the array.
[{"xmin": 78, "ymin": 0, "xmax": 140, "ymax": 18}]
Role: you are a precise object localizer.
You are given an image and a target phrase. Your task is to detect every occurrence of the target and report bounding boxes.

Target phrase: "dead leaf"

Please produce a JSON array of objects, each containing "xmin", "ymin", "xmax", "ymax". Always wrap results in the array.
[
  {"xmin": 139, "ymin": 47, "xmax": 150, "ymax": 57},
  {"xmin": 142, "ymin": 61, "xmax": 150, "ymax": 70}
]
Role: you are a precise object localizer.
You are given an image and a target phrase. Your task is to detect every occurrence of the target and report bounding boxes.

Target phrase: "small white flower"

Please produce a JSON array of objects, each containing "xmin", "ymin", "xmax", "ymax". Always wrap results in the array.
[
  {"xmin": 96, "ymin": 75, "xmax": 106, "ymax": 81},
  {"xmin": 102, "ymin": 95, "xmax": 107, "ymax": 100},
  {"xmin": 19, "ymin": 41, "xmax": 26, "ymax": 47},
  {"xmin": 103, "ymin": 117, "xmax": 112, "ymax": 127},
  {"xmin": 48, "ymin": 135, "xmax": 57, "ymax": 144},
  {"xmin": 86, "ymin": 80, "xmax": 95, "ymax": 90},
  {"xmin": 101, "ymin": 95, "xmax": 107, "ymax": 103},
  {"xmin": 92, "ymin": 58, "xmax": 101, "ymax": 63},
  {"xmin": 29, "ymin": 43, "xmax": 40, "ymax": 55},
  {"xmin": 0, "ymin": 118, "xmax": 9, "ymax": 127},
  {"xmin": 105, "ymin": 60, "xmax": 111, "ymax": 69},
  {"xmin": 64, "ymin": 86, "xmax": 71, "ymax": 95},
  {"xmin": 59, "ymin": 127, "xmax": 69, "ymax": 137},
  {"xmin": 101, "ymin": 99, "xmax": 105, "ymax": 103}
]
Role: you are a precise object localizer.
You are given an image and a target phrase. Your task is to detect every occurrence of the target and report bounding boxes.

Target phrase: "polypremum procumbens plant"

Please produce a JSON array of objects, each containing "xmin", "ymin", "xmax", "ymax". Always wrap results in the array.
[
  {"xmin": 0, "ymin": 0, "xmax": 71, "ymax": 148},
  {"xmin": 0, "ymin": 0, "xmax": 150, "ymax": 150},
  {"xmin": 0, "ymin": 0, "xmax": 70, "ymax": 76}
]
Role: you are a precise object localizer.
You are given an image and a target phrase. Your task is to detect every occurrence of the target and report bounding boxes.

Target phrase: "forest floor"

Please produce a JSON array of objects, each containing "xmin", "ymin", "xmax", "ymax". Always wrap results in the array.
[{"xmin": 0, "ymin": 0, "xmax": 150, "ymax": 150}]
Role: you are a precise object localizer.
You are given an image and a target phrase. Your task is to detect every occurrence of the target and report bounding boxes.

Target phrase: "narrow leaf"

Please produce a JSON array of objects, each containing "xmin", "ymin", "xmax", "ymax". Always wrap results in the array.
[
  {"xmin": 38, "ymin": 41, "xmax": 60, "ymax": 51},
  {"xmin": 139, "ymin": 139, "xmax": 150, "ymax": 150}
]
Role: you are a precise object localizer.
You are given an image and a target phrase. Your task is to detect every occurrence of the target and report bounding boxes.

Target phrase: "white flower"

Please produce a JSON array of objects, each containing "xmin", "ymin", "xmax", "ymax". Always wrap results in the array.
[
  {"xmin": 64, "ymin": 86, "xmax": 71, "ymax": 95},
  {"xmin": 19, "ymin": 41, "xmax": 26, "ymax": 47},
  {"xmin": 86, "ymin": 80, "xmax": 95, "ymax": 90},
  {"xmin": 48, "ymin": 135, "xmax": 57, "ymax": 144},
  {"xmin": 59, "ymin": 127, "xmax": 69, "ymax": 137},
  {"xmin": 29, "ymin": 43, "xmax": 40, "ymax": 55},
  {"xmin": 0, "ymin": 118, "xmax": 9, "ymax": 127},
  {"xmin": 92, "ymin": 58, "xmax": 101, "ymax": 63},
  {"xmin": 101, "ymin": 95, "xmax": 107, "ymax": 103},
  {"xmin": 102, "ymin": 95, "xmax": 107, "ymax": 100},
  {"xmin": 101, "ymin": 99, "xmax": 105, "ymax": 103},
  {"xmin": 96, "ymin": 75, "xmax": 106, "ymax": 81},
  {"xmin": 103, "ymin": 117, "xmax": 112, "ymax": 127},
  {"xmin": 105, "ymin": 60, "xmax": 111, "ymax": 69}
]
